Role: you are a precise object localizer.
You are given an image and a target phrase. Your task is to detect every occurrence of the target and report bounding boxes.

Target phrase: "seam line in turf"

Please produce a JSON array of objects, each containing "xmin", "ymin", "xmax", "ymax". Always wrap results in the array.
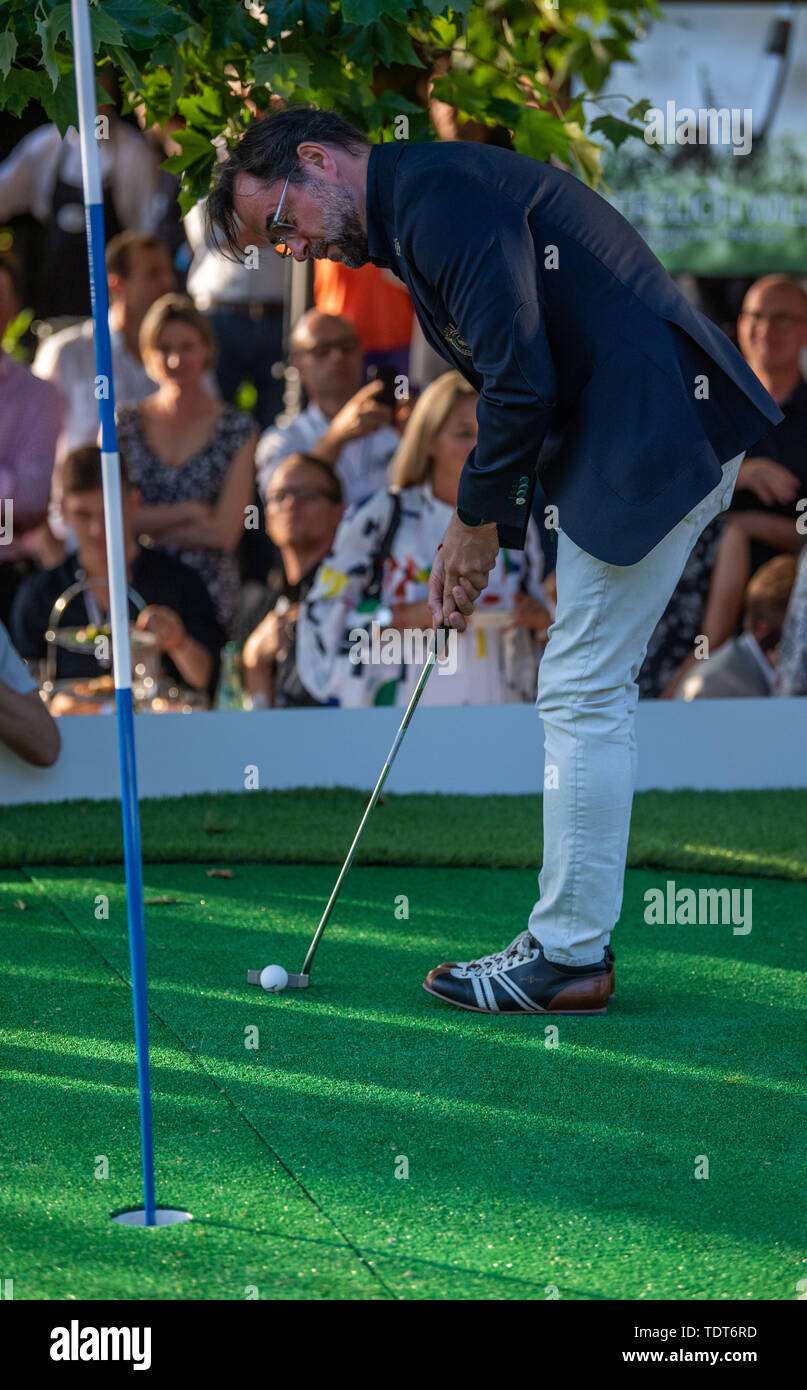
[{"xmin": 21, "ymin": 867, "xmax": 399, "ymax": 1302}]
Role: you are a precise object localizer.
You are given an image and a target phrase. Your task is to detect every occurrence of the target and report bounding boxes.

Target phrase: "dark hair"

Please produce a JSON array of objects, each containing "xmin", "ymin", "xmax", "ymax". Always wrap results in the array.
[
  {"xmin": 0, "ymin": 250, "xmax": 22, "ymax": 302},
  {"xmin": 62, "ymin": 445, "xmax": 129, "ymax": 496},
  {"xmin": 106, "ymin": 230, "xmax": 167, "ymax": 281},
  {"xmin": 270, "ymin": 452, "xmax": 343, "ymax": 505},
  {"xmin": 206, "ymin": 106, "xmax": 370, "ymax": 260}
]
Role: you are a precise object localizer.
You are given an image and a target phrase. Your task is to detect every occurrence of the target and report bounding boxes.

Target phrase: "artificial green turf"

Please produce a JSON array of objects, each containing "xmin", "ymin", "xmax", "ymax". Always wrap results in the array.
[
  {"xmin": 2, "ymin": 787, "xmax": 807, "ymax": 880},
  {"xmin": 2, "ymin": 860, "xmax": 805, "ymax": 1300}
]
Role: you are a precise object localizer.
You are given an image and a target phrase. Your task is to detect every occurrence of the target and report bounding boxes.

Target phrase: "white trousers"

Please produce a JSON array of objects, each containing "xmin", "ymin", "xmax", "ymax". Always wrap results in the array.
[{"xmin": 528, "ymin": 452, "xmax": 745, "ymax": 965}]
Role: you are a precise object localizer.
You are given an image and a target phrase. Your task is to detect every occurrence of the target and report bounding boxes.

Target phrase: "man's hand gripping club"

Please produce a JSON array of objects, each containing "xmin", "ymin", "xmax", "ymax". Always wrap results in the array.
[{"xmin": 428, "ymin": 512, "xmax": 500, "ymax": 632}]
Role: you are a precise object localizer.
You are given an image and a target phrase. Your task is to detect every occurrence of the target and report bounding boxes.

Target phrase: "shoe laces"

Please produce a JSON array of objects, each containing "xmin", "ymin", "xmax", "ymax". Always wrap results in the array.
[{"xmin": 458, "ymin": 932, "xmax": 537, "ymax": 979}]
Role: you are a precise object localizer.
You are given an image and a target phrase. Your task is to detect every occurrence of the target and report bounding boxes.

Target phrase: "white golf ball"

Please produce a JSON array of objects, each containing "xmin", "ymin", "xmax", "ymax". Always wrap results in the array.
[{"xmin": 260, "ymin": 964, "xmax": 289, "ymax": 993}]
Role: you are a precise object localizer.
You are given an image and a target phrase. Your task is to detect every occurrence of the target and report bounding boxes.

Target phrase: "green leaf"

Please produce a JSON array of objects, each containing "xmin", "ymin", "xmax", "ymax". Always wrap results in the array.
[
  {"xmin": 1, "ymin": 67, "xmax": 49, "ymax": 119},
  {"xmin": 101, "ymin": 0, "xmax": 181, "ymax": 49},
  {"xmin": 40, "ymin": 70, "xmax": 79, "ymax": 132},
  {"xmin": 150, "ymin": 40, "xmax": 175, "ymax": 68},
  {"xmin": 169, "ymin": 47, "xmax": 184, "ymax": 110},
  {"xmin": 567, "ymin": 133, "xmax": 604, "ymax": 188},
  {"xmin": 512, "ymin": 107, "xmax": 573, "ymax": 163},
  {"xmin": 0, "ymin": 28, "xmax": 17, "ymax": 79},
  {"xmin": 428, "ymin": 13, "xmax": 461, "ymax": 46},
  {"xmin": 589, "ymin": 114, "xmax": 647, "ymax": 150},
  {"xmin": 342, "ymin": 0, "xmax": 411, "ymax": 23},
  {"xmin": 177, "ymin": 89, "xmax": 225, "ymax": 127},
  {"xmin": 177, "ymin": 160, "xmax": 216, "ymax": 216},
  {"xmin": 36, "ymin": 1, "xmax": 71, "ymax": 91},
  {"xmin": 430, "ymin": 72, "xmax": 490, "ymax": 121},
  {"xmin": 253, "ymin": 49, "xmax": 312, "ymax": 98},
  {"xmin": 425, "ymin": 0, "xmax": 471, "ymax": 16},
  {"xmin": 626, "ymin": 97, "xmax": 653, "ymax": 123},
  {"xmin": 89, "ymin": 5, "xmax": 124, "ymax": 51},
  {"xmin": 341, "ymin": 10, "xmax": 422, "ymax": 70},
  {"xmin": 369, "ymin": 89, "xmax": 425, "ymax": 116},
  {"xmin": 108, "ymin": 43, "xmax": 143, "ymax": 93},
  {"xmin": 159, "ymin": 127, "xmax": 216, "ymax": 174},
  {"xmin": 263, "ymin": 0, "xmax": 331, "ymax": 38}
]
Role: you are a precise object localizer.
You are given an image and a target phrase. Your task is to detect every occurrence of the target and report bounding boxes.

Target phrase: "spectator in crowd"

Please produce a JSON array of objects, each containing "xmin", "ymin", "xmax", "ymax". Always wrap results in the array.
[
  {"xmin": 773, "ymin": 542, "xmax": 807, "ymax": 697},
  {"xmin": 314, "ymin": 260, "xmax": 414, "ymax": 380},
  {"xmin": 32, "ymin": 231, "xmax": 176, "ymax": 469},
  {"xmin": 0, "ymin": 81, "xmax": 161, "ymax": 321},
  {"xmin": 0, "ymin": 253, "xmax": 62, "ymax": 624},
  {"xmin": 255, "ymin": 309, "xmax": 398, "ymax": 509},
  {"xmin": 10, "ymin": 447, "xmax": 224, "ymax": 704},
  {"xmin": 185, "ymin": 197, "xmax": 291, "ymax": 430},
  {"xmin": 639, "ymin": 274, "xmax": 807, "ymax": 698},
  {"xmin": 238, "ymin": 453, "xmax": 344, "ymax": 707},
  {"xmin": 677, "ymin": 553, "xmax": 798, "ymax": 699},
  {"xmin": 0, "ymin": 620, "xmax": 60, "ymax": 766},
  {"xmin": 116, "ymin": 294, "xmax": 257, "ymax": 633},
  {"xmin": 296, "ymin": 371, "xmax": 553, "ymax": 707}
]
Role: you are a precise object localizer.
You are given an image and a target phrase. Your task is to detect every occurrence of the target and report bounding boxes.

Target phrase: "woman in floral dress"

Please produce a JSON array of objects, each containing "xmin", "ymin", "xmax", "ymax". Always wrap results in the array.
[{"xmin": 116, "ymin": 294, "xmax": 257, "ymax": 634}]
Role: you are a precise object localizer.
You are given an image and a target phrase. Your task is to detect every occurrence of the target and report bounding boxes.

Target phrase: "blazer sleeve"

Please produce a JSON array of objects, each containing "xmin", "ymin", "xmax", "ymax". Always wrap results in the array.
[{"xmin": 402, "ymin": 166, "xmax": 557, "ymax": 549}]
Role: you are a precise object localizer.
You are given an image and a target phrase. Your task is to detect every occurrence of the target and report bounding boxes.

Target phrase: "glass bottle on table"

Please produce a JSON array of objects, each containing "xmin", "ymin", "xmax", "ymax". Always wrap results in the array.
[{"xmin": 214, "ymin": 641, "xmax": 248, "ymax": 711}]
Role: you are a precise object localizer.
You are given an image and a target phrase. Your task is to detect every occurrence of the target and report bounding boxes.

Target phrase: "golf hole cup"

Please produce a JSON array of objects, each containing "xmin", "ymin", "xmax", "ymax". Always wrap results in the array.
[{"xmin": 260, "ymin": 964, "xmax": 289, "ymax": 993}]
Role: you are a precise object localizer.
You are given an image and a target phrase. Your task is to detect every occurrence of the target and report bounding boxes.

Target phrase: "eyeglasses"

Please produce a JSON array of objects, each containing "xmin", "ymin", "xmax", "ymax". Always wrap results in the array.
[
  {"xmin": 264, "ymin": 486, "xmax": 337, "ymax": 508},
  {"xmin": 298, "ymin": 337, "xmax": 359, "ymax": 359},
  {"xmin": 267, "ymin": 173, "xmax": 297, "ymax": 258},
  {"xmin": 739, "ymin": 310, "xmax": 807, "ymax": 332}
]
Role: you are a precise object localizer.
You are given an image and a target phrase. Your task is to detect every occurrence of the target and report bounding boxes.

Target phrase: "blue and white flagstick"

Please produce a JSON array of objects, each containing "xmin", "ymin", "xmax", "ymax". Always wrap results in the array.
[{"xmin": 70, "ymin": 0, "xmax": 190, "ymax": 1229}]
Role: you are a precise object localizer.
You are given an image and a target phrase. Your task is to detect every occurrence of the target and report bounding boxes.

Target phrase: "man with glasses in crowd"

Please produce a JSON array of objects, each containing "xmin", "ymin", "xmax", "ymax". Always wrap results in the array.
[
  {"xmin": 255, "ymin": 307, "xmax": 399, "ymax": 509},
  {"xmin": 730, "ymin": 275, "xmax": 807, "ymax": 544},
  {"xmin": 237, "ymin": 452, "xmax": 344, "ymax": 707},
  {"xmin": 208, "ymin": 106, "xmax": 783, "ymax": 1017}
]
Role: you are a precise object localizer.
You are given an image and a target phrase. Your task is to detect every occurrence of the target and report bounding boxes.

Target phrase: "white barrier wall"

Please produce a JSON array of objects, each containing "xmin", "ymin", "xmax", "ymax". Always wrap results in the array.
[{"xmin": 0, "ymin": 699, "xmax": 805, "ymax": 805}]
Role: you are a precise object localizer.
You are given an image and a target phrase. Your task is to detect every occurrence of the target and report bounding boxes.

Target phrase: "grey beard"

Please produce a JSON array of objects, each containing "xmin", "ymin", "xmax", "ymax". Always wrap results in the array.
[{"xmin": 304, "ymin": 177, "xmax": 370, "ymax": 268}]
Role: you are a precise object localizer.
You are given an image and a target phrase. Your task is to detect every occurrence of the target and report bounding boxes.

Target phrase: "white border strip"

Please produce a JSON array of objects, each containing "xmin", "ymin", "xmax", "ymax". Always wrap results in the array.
[{"xmin": 1, "ymin": 700, "xmax": 805, "ymax": 804}]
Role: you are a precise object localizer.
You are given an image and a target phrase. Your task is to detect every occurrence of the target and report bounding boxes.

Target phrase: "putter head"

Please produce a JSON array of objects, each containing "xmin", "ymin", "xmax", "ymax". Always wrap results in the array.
[{"xmin": 247, "ymin": 969, "xmax": 309, "ymax": 989}]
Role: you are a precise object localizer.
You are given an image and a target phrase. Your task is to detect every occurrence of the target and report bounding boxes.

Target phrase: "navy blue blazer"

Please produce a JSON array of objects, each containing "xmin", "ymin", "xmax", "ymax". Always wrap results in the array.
[{"xmin": 365, "ymin": 140, "xmax": 784, "ymax": 564}]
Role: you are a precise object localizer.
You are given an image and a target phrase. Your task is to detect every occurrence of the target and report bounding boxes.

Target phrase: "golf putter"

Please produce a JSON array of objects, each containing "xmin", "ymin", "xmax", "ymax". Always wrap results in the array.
[{"xmin": 248, "ymin": 624, "xmax": 452, "ymax": 989}]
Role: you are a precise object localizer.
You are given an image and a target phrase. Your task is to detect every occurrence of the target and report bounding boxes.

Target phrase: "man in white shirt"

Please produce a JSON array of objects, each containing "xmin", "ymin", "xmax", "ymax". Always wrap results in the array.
[
  {"xmin": 256, "ymin": 308, "xmax": 398, "ymax": 509},
  {"xmin": 0, "ymin": 117, "xmax": 161, "ymax": 320},
  {"xmin": 30, "ymin": 231, "xmax": 176, "ymax": 559},
  {"xmin": 32, "ymin": 231, "xmax": 176, "ymax": 469}
]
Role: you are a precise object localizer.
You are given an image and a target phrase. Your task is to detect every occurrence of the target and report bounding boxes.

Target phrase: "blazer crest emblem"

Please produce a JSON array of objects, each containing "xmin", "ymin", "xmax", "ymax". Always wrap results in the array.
[{"xmin": 443, "ymin": 321, "xmax": 472, "ymax": 356}]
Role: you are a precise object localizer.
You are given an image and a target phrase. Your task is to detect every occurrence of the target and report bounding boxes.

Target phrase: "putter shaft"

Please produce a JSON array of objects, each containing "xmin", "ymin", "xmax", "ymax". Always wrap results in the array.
[{"xmin": 299, "ymin": 628, "xmax": 446, "ymax": 977}]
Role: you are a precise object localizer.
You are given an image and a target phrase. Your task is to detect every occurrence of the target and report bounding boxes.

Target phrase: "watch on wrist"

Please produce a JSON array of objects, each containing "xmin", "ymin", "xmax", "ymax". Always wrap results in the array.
[
  {"xmin": 456, "ymin": 506, "xmax": 488, "ymax": 527},
  {"xmin": 374, "ymin": 604, "xmax": 394, "ymax": 628}
]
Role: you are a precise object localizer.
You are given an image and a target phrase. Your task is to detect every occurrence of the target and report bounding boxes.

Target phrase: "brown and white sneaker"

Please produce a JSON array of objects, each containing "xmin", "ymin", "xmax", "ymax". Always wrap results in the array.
[{"xmin": 423, "ymin": 932, "xmax": 612, "ymax": 1015}]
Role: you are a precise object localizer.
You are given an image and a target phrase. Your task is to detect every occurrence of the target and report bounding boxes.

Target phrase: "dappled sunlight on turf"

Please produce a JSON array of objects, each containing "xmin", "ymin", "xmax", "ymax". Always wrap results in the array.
[
  {"xmin": 2, "ymin": 961, "xmax": 129, "ymax": 986},
  {"xmin": 679, "ymin": 842, "xmax": 807, "ymax": 877},
  {"xmin": 2, "ymin": 1029, "xmax": 225, "ymax": 1079},
  {"xmin": 4, "ymin": 856, "xmax": 805, "ymax": 1301}
]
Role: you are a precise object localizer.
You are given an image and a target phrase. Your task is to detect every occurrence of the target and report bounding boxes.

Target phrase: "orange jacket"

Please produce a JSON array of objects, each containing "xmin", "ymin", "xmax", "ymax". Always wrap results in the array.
[{"xmin": 313, "ymin": 260, "xmax": 414, "ymax": 354}]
